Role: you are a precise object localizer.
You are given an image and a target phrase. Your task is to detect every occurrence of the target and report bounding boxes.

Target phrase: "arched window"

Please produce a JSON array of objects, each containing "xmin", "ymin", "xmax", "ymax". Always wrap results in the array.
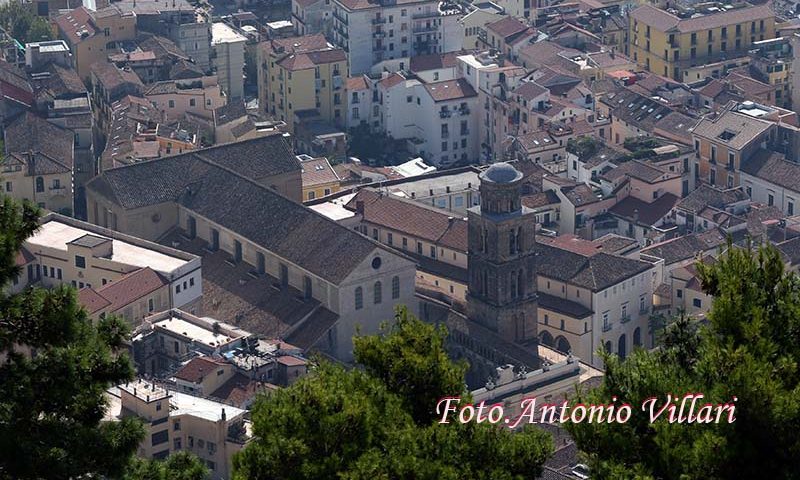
[
  {"xmin": 391, "ymin": 275, "xmax": 400, "ymax": 299},
  {"xmin": 35, "ymin": 177, "xmax": 44, "ymax": 193},
  {"xmin": 509, "ymin": 229, "xmax": 516, "ymax": 254},
  {"xmin": 633, "ymin": 327, "xmax": 641, "ymax": 347},
  {"xmin": 481, "ymin": 270, "xmax": 488, "ymax": 296},
  {"xmin": 374, "ymin": 281, "xmax": 382, "ymax": 304},
  {"xmin": 516, "ymin": 227, "xmax": 523, "ymax": 252},
  {"xmin": 540, "ymin": 330, "xmax": 554, "ymax": 346},
  {"xmin": 355, "ymin": 287, "xmax": 363, "ymax": 310},
  {"xmin": 618, "ymin": 334, "xmax": 627, "ymax": 359},
  {"xmin": 518, "ymin": 269, "xmax": 525, "ymax": 296},
  {"xmin": 510, "ymin": 271, "xmax": 517, "ymax": 299}
]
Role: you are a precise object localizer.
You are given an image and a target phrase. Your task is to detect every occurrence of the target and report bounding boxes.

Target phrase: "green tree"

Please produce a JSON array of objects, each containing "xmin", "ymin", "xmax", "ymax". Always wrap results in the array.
[
  {"xmin": 0, "ymin": 196, "xmax": 144, "ymax": 479},
  {"xmin": 353, "ymin": 306, "xmax": 468, "ymax": 424},
  {"xmin": 0, "ymin": 3, "xmax": 53, "ymax": 44},
  {"xmin": 124, "ymin": 451, "xmax": 209, "ymax": 480},
  {"xmin": 234, "ymin": 306, "xmax": 553, "ymax": 479},
  {"xmin": 565, "ymin": 243, "xmax": 800, "ymax": 479}
]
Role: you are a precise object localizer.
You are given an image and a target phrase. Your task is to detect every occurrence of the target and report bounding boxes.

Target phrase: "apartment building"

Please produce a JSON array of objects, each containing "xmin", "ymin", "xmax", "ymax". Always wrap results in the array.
[
  {"xmin": 331, "ymin": 0, "xmax": 464, "ymax": 75},
  {"xmin": 748, "ymin": 37, "xmax": 793, "ymax": 109},
  {"xmin": 345, "ymin": 74, "xmax": 375, "ymax": 129},
  {"xmin": 106, "ymin": 379, "xmax": 249, "ymax": 479},
  {"xmin": 258, "ymin": 34, "xmax": 347, "ymax": 133},
  {"xmin": 535, "ymin": 242, "xmax": 656, "ymax": 367},
  {"xmin": 740, "ymin": 149, "xmax": 800, "ymax": 216},
  {"xmin": 300, "ymin": 155, "xmax": 341, "ymax": 200},
  {"xmin": 211, "ymin": 23, "xmax": 247, "ymax": 100},
  {"xmin": 629, "ymin": 4, "xmax": 775, "ymax": 82},
  {"xmin": 54, "ymin": 6, "xmax": 137, "ymax": 82},
  {"xmin": 481, "ymin": 16, "xmax": 537, "ymax": 63},
  {"xmin": 84, "ymin": 136, "xmax": 417, "ymax": 361},
  {"xmin": 20, "ymin": 213, "xmax": 201, "ymax": 323},
  {"xmin": 144, "ymin": 76, "xmax": 227, "ymax": 121},
  {"xmin": 457, "ymin": 51, "xmax": 526, "ymax": 163},
  {"xmin": 113, "ymin": 0, "xmax": 212, "ymax": 70},
  {"xmin": 691, "ymin": 106, "xmax": 774, "ymax": 189},
  {"xmin": 376, "ymin": 72, "xmax": 480, "ymax": 167},
  {"xmin": 2, "ymin": 111, "xmax": 75, "ymax": 213},
  {"xmin": 292, "ymin": 0, "xmax": 333, "ymax": 37},
  {"xmin": 134, "ymin": 309, "xmax": 308, "ymax": 404}
]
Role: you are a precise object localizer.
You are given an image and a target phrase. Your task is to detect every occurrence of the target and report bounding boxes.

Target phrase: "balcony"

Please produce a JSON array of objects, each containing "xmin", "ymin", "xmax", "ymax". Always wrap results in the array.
[
  {"xmin": 620, "ymin": 314, "xmax": 631, "ymax": 324},
  {"xmin": 439, "ymin": 109, "xmax": 452, "ymax": 118},
  {"xmin": 441, "ymin": 131, "xmax": 449, "ymax": 139},
  {"xmin": 602, "ymin": 322, "xmax": 612, "ymax": 332},
  {"xmin": 373, "ymin": 30, "xmax": 386, "ymax": 39},
  {"xmin": 458, "ymin": 107, "xmax": 470, "ymax": 116},
  {"xmin": 371, "ymin": 17, "xmax": 387, "ymax": 25},
  {"xmin": 412, "ymin": 25, "xmax": 437, "ymax": 34}
]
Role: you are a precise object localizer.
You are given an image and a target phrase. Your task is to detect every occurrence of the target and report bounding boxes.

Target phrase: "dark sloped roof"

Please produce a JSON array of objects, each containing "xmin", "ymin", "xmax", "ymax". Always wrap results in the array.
[
  {"xmin": 535, "ymin": 243, "xmax": 652, "ymax": 291},
  {"xmin": 94, "ymin": 267, "xmax": 168, "ymax": 312},
  {"xmin": 346, "ymin": 189, "xmax": 468, "ymax": 252},
  {"xmin": 175, "ymin": 356, "xmax": 228, "ymax": 383},
  {"xmin": 88, "ymin": 136, "xmax": 389, "ymax": 284},
  {"xmin": 538, "ymin": 292, "xmax": 593, "ymax": 318},
  {"xmin": 740, "ymin": 149, "xmax": 800, "ymax": 193},
  {"xmin": 5, "ymin": 112, "xmax": 74, "ymax": 170},
  {"xmin": 676, "ymin": 184, "xmax": 749, "ymax": 213},
  {"xmin": 609, "ymin": 193, "xmax": 679, "ymax": 226},
  {"xmin": 214, "ymin": 101, "xmax": 247, "ymax": 126},
  {"xmin": 640, "ymin": 229, "xmax": 727, "ymax": 265}
]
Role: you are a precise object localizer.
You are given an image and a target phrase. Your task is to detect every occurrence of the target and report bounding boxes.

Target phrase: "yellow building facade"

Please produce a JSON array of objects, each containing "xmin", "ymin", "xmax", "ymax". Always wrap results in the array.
[
  {"xmin": 258, "ymin": 34, "xmax": 347, "ymax": 133},
  {"xmin": 629, "ymin": 4, "xmax": 775, "ymax": 81}
]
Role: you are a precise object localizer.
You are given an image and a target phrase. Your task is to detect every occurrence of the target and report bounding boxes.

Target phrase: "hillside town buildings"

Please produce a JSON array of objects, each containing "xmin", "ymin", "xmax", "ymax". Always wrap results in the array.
[{"xmin": 3, "ymin": 0, "xmax": 800, "ymax": 475}]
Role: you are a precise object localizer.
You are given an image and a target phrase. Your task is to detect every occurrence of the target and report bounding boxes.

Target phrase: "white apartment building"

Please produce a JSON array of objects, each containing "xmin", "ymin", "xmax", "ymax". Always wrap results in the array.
[
  {"xmin": 212, "ymin": 23, "xmax": 247, "ymax": 100},
  {"xmin": 456, "ymin": 51, "xmax": 527, "ymax": 163},
  {"xmin": 332, "ymin": 0, "xmax": 464, "ymax": 75},
  {"xmin": 376, "ymin": 72, "xmax": 480, "ymax": 167},
  {"xmin": 740, "ymin": 150, "xmax": 800, "ymax": 217},
  {"xmin": 21, "ymin": 213, "xmax": 202, "ymax": 319}
]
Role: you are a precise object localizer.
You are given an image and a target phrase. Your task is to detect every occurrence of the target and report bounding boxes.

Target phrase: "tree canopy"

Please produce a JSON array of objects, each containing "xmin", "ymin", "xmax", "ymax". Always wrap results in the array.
[
  {"xmin": 565, "ymin": 243, "xmax": 800, "ymax": 479},
  {"xmin": 0, "ymin": 195, "xmax": 207, "ymax": 479},
  {"xmin": 123, "ymin": 451, "xmax": 209, "ymax": 480},
  {"xmin": 0, "ymin": 3, "xmax": 53, "ymax": 44},
  {"xmin": 233, "ymin": 306, "xmax": 553, "ymax": 479}
]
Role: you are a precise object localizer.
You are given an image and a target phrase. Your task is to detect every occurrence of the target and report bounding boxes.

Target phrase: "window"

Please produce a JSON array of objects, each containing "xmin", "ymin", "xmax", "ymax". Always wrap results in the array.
[
  {"xmin": 75, "ymin": 256, "xmax": 86, "ymax": 268},
  {"xmin": 402, "ymin": 237, "xmax": 408, "ymax": 250},
  {"xmin": 387, "ymin": 233, "xmax": 393, "ymax": 245},
  {"xmin": 173, "ymin": 438, "xmax": 182, "ymax": 450},
  {"xmin": 693, "ymin": 298, "xmax": 702, "ymax": 308},
  {"xmin": 676, "ymin": 289, "xmax": 683, "ymax": 298},
  {"xmin": 168, "ymin": 100, "xmax": 175, "ymax": 108},
  {"xmin": 374, "ymin": 281, "xmax": 382, "ymax": 304},
  {"xmin": 430, "ymin": 245, "xmax": 436, "ymax": 258},
  {"xmin": 176, "ymin": 284, "xmax": 181, "ymax": 294},
  {"xmin": 174, "ymin": 421, "xmax": 181, "ymax": 431},
  {"xmin": 355, "ymin": 287, "xmax": 363, "ymax": 310},
  {"xmin": 602, "ymin": 312, "xmax": 610, "ymax": 330},
  {"xmin": 35, "ymin": 177, "xmax": 44, "ymax": 193},
  {"xmin": 52, "ymin": 179, "xmax": 60, "ymax": 189},
  {"xmin": 4, "ymin": 181, "xmax": 10, "ymax": 192},
  {"xmin": 392, "ymin": 276, "xmax": 400, "ymax": 299},
  {"xmin": 372, "ymin": 228, "xmax": 378, "ymax": 240},
  {"xmin": 788, "ymin": 201, "xmax": 794, "ymax": 216},
  {"xmin": 416, "ymin": 241, "xmax": 423, "ymax": 254},
  {"xmin": 151, "ymin": 430, "xmax": 168, "ymax": 446},
  {"xmin": 308, "ymin": 191, "xmax": 316, "ymax": 200},
  {"xmin": 148, "ymin": 298, "xmax": 154, "ymax": 312},
  {"xmin": 768, "ymin": 193, "xmax": 775, "ymax": 206}
]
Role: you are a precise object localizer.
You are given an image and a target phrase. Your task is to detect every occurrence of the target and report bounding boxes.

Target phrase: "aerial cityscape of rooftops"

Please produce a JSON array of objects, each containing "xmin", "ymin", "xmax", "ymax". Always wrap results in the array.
[{"xmin": 1, "ymin": 0, "xmax": 799, "ymax": 478}]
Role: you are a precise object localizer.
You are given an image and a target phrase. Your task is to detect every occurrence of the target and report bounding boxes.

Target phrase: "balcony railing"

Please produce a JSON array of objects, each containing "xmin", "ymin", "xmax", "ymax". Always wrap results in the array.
[
  {"xmin": 372, "ymin": 17, "xmax": 386, "ymax": 25},
  {"xmin": 602, "ymin": 322, "xmax": 612, "ymax": 332},
  {"xmin": 620, "ymin": 314, "xmax": 631, "ymax": 324}
]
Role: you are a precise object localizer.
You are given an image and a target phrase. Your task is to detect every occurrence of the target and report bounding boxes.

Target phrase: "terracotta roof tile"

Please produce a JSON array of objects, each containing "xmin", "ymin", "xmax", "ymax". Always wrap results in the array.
[{"xmin": 174, "ymin": 356, "xmax": 228, "ymax": 383}]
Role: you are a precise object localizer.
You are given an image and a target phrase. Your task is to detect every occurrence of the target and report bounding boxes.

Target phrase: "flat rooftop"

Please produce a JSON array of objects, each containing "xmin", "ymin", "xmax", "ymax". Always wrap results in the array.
[
  {"xmin": 212, "ymin": 23, "xmax": 247, "ymax": 45},
  {"xmin": 151, "ymin": 314, "xmax": 247, "ymax": 349},
  {"xmin": 170, "ymin": 390, "xmax": 246, "ymax": 422},
  {"xmin": 26, "ymin": 217, "xmax": 192, "ymax": 274}
]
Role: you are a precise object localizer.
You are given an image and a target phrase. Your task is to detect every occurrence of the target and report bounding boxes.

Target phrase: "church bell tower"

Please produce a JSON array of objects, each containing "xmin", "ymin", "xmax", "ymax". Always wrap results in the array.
[{"xmin": 466, "ymin": 162, "xmax": 538, "ymax": 345}]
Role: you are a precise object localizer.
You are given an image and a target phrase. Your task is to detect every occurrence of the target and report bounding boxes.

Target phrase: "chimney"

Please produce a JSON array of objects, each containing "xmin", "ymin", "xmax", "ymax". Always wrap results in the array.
[
  {"xmin": 221, "ymin": 408, "xmax": 227, "ymax": 421},
  {"xmin": 448, "ymin": 216, "xmax": 454, "ymax": 224},
  {"xmin": 355, "ymin": 200, "xmax": 365, "ymax": 215},
  {"xmin": 633, "ymin": 208, "xmax": 639, "ymax": 223}
]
